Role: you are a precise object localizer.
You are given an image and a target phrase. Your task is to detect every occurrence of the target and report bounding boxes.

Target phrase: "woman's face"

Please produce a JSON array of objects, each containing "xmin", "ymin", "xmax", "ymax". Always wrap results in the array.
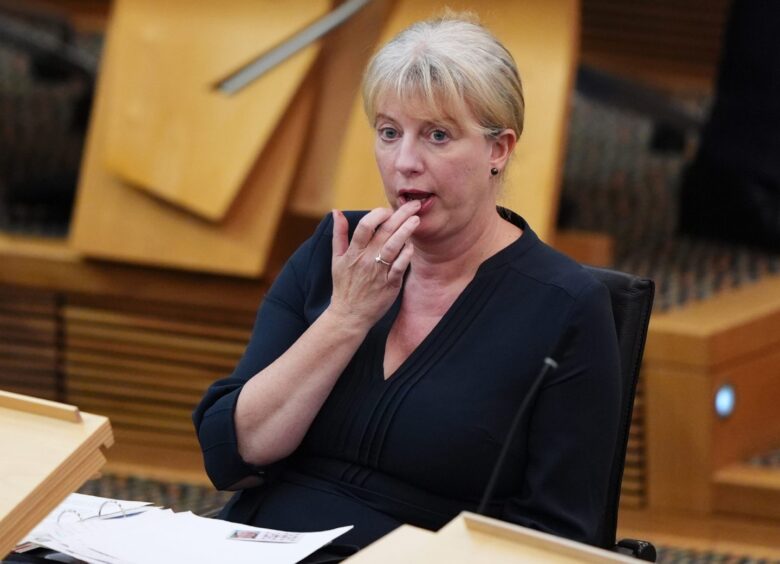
[{"xmin": 373, "ymin": 96, "xmax": 504, "ymax": 243}]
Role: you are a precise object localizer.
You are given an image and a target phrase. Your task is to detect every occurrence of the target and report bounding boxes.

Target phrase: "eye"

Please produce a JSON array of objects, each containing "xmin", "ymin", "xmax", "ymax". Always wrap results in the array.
[
  {"xmin": 378, "ymin": 126, "xmax": 399, "ymax": 141},
  {"xmin": 428, "ymin": 128, "xmax": 450, "ymax": 143}
]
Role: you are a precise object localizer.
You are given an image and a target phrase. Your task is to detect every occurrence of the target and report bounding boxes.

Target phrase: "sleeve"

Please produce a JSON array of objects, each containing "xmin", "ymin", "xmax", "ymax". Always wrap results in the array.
[
  {"xmin": 192, "ymin": 214, "xmax": 333, "ymax": 490},
  {"xmin": 502, "ymin": 278, "xmax": 622, "ymax": 546}
]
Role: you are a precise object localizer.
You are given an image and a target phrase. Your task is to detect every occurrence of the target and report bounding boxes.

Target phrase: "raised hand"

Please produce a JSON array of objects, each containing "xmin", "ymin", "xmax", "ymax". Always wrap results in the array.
[{"xmin": 329, "ymin": 201, "xmax": 421, "ymax": 329}]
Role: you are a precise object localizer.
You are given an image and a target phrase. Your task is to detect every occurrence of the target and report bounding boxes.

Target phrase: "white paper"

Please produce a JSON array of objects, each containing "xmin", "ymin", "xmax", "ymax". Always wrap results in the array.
[
  {"xmin": 29, "ymin": 507, "xmax": 353, "ymax": 564},
  {"xmin": 20, "ymin": 493, "xmax": 156, "ymax": 546}
]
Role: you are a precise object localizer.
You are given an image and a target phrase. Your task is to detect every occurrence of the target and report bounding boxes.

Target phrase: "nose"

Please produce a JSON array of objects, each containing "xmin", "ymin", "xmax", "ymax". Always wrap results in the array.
[{"xmin": 395, "ymin": 135, "xmax": 424, "ymax": 176}]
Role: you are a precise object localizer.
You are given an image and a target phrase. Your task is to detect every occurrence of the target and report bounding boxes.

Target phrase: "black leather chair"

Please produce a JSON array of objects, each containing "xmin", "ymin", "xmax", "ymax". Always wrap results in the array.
[{"xmin": 584, "ymin": 266, "xmax": 656, "ymax": 561}]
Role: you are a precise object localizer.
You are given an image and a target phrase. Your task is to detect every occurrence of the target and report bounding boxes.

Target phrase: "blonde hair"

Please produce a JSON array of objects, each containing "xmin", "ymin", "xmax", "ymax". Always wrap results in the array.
[{"xmin": 362, "ymin": 12, "xmax": 524, "ymax": 139}]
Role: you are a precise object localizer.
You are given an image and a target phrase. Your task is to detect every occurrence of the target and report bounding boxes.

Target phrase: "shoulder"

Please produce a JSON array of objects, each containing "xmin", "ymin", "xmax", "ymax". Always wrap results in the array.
[
  {"xmin": 506, "ymin": 231, "xmax": 605, "ymax": 305},
  {"xmin": 527, "ymin": 244, "xmax": 604, "ymax": 301}
]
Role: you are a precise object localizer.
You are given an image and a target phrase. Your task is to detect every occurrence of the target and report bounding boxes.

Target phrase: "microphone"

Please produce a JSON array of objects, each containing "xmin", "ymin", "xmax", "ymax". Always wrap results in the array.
[{"xmin": 477, "ymin": 356, "xmax": 559, "ymax": 515}]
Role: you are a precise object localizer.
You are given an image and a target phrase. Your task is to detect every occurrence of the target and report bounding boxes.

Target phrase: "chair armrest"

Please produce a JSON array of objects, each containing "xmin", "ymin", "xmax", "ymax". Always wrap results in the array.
[{"xmin": 615, "ymin": 538, "xmax": 657, "ymax": 561}]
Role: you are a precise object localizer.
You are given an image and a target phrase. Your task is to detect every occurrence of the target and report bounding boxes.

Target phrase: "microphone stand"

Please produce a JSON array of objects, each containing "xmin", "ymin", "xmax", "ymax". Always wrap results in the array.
[{"xmin": 476, "ymin": 356, "xmax": 558, "ymax": 515}]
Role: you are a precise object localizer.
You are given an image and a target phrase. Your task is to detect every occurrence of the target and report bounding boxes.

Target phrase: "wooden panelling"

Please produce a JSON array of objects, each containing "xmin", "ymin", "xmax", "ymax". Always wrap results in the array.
[
  {"xmin": 0, "ymin": 235, "xmax": 267, "ymax": 310},
  {"xmin": 103, "ymin": 0, "xmax": 326, "ymax": 220},
  {"xmin": 711, "ymin": 348, "xmax": 780, "ymax": 470},
  {"xmin": 103, "ymin": 441, "xmax": 211, "ymax": 485},
  {"xmin": 553, "ymin": 230, "xmax": 615, "ymax": 268},
  {"xmin": 580, "ymin": 0, "xmax": 731, "ymax": 89},
  {"xmin": 69, "ymin": 4, "xmax": 318, "ymax": 277},
  {"xmin": 61, "ymin": 297, "xmax": 253, "ymax": 455},
  {"xmin": 43, "ymin": 0, "xmax": 112, "ymax": 32},
  {"xmin": 0, "ymin": 286, "xmax": 60, "ymax": 400},
  {"xmin": 645, "ymin": 366, "xmax": 712, "ymax": 513},
  {"xmin": 289, "ymin": 0, "xmax": 396, "ymax": 217},
  {"xmin": 643, "ymin": 274, "xmax": 780, "ymax": 517},
  {"xmin": 620, "ymin": 376, "xmax": 647, "ymax": 509}
]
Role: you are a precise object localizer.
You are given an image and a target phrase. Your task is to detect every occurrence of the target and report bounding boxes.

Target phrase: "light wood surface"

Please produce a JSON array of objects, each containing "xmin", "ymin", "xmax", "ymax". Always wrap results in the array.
[
  {"xmin": 344, "ymin": 525, "xmax": 436, "ymax": 563},
  {"xmin": 330, "ymin": 0, "xmax": 579, "ymax": 244},
  {"xmin": 714, "ymin": 465, "xmax": 780, "ymax": 522},
  {"xmin": 347, "ymin": 512, "xmax": 635, "ymax": 563},
  {"xmin": 645, "ymin": 275, "xmax": 780, "ymax": 368},
  {"xmin": 0, "ymin": 391, "xmax": 113, "ymax": 556},
  {"xmin": 0, "ymin": 390, "xmax": 79, "ymax": 423},
  {"xmin": 103, "ymin": 0, "xmax": 325, "ymax": 220}
]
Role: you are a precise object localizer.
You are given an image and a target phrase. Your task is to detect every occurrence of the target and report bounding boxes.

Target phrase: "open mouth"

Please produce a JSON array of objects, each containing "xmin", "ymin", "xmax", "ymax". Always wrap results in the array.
[{"xmin": 399, "ymin": 190, "xmax": 433, "ymax": 206}]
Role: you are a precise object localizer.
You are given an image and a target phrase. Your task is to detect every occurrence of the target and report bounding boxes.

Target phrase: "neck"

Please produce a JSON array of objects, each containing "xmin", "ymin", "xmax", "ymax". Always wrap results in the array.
[{"xmin": 409, "ymin": 208, "xmax": 520, "ymax": 286}]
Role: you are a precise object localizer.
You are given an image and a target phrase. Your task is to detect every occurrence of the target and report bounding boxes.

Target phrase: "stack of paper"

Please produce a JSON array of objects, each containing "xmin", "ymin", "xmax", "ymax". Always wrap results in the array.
[
  {"xmin": 21, "ymin": 494, "xmax": 352, "ymax": 564},
  {"xmin": 17, "ymin": 493, "xmax": 157, "ymax": 551}
]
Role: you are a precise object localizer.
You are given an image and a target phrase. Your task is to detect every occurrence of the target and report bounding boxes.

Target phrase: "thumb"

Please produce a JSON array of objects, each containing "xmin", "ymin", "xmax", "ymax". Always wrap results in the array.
[{"xmin": 331, "ymin": 210, "xmax": 349, "ymax": 257}]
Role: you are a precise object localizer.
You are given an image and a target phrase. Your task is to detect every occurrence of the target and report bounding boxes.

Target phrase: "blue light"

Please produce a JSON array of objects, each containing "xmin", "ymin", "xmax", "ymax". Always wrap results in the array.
[{"xmin": 715, "ymin": 384, "xmax": 736, "ymax": 418}]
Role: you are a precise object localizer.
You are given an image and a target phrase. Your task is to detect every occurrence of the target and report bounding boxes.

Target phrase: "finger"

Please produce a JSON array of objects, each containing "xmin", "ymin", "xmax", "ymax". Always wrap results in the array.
[
  {"xmin": 374, "ymin": 200, "xmax": 422, "ymax": 240},
  {"xmin": 387, "ymin": 242, "xmax": 414, "ymax": 287},
  {"xmin": 378, "ymin": 215, "xmax": 419, "ymax": 263},
  {"xmin": 350, "ymin": 208, "xmax": 393, "ymax": 249},
  {"xmin": 331, "ymin": 210, "xmax": 349, "ymax": 257}
]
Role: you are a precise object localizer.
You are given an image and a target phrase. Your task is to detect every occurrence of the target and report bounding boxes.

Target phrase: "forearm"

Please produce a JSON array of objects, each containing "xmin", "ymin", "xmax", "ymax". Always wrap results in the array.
[{"xmin": 234, "ymin": 307, "xmax": 369, "ymax": 466}]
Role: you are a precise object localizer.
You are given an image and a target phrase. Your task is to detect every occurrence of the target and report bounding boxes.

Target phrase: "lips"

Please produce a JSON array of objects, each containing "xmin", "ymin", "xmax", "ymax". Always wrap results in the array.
[
  {"xmin": 398, "ymin": 189, "xmax": 435, "ymax": 216},
  {"xmin": 398, "ymin": 189, "xmax": 433, "ymax": 205}
]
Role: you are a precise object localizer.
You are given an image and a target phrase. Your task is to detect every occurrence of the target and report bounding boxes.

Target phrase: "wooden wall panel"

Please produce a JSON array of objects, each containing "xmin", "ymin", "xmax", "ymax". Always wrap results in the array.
[
  {"xmin": 69, "ymin": 1, "xmax": 319, "ymax": 276},
  {"xmin": 289, "ymin": 0, "xmax": 396, "ymax": 217},
  {"xmin": 711, "ymin": 349, "xmax": 780, "ymax": 470},
  {"xmin": 620, "ymin": 376, "xmax": 646, "ymax": 508},
  {"xmin": 70, "ymin": 61, "xmax": 317, "ymax": 276},
  {"xmin": 103, "ymin": 0, "xmax": 326, "ymax": 220},
  {"xmin": 0, "ymin": 287, "xmax": 60, "ymax": 400},
  {"xmin": 580, "ymin": 0, "xmax": 731, "ymax": 89},
  {"xmin": 61, "ymin": 296, "xmax": 254, "ymax": 455},
  {"xmin": 643, "ymin": 275, "xmax": 780, "ymax": 517},
  {"xmin": 645, "ymin": 365, "xmax": 713, "ymax": 513}
]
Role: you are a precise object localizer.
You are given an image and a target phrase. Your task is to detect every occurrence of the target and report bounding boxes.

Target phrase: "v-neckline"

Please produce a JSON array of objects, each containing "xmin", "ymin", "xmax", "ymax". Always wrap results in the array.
[
  {"xmin": 374, "ymin": 208, "xmax": 534, "ymax": 382},
  {"xmin": 377, "ymin": 280, "xmax": 472, "ymax": 382}
]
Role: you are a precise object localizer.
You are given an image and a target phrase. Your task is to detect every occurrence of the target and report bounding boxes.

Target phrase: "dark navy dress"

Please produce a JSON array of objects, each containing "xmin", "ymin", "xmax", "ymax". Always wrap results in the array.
[{"xmin": 193, "ymin": 209, "xmax": 620, "ymax": 548}]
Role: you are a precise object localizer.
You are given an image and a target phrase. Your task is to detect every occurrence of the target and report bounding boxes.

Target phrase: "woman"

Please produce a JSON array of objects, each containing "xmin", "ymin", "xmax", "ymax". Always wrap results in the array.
[{"xmin": 193, "ymin": 13, "xmax": 620, "ymax": 550}]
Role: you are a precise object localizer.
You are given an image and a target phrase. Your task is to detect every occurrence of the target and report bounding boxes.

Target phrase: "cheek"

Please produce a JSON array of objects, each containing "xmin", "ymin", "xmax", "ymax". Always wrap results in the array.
[
  {"xmin": 442, "ymin": 159, "xmax": 483, "ymax": 191},
  {"xmin": 374, "ymin": 144, "xmax": 394, "ymax": 172}
]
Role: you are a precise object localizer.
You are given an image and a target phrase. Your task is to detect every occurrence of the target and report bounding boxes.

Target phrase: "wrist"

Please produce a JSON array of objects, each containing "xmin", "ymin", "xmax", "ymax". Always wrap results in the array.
[{"xmin": 320, "ymin": 304, "xmax": 374, "ymax": 337}]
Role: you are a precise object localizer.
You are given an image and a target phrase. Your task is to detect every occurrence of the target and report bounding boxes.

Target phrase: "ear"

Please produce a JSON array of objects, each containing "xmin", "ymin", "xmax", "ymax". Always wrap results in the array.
[{"xmin": 488, "ymin": 129, "xmax": 517, "ymax": 171}]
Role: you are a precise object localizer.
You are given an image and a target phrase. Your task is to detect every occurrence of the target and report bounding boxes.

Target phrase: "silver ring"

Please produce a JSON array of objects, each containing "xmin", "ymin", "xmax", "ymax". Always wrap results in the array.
[{"xmin": 375, "ymin": 254, "xmax": 392, "ymax": 267}]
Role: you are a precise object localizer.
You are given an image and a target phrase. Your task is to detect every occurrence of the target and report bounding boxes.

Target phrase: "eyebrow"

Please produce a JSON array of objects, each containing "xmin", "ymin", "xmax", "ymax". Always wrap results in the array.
[
  {"xmin": 374, "ymin": 113, "xmax": 396, "ymax": 126},
  {"xmin": 374, "ymin": 113, "xmax": 461, "ymax": 134}
]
